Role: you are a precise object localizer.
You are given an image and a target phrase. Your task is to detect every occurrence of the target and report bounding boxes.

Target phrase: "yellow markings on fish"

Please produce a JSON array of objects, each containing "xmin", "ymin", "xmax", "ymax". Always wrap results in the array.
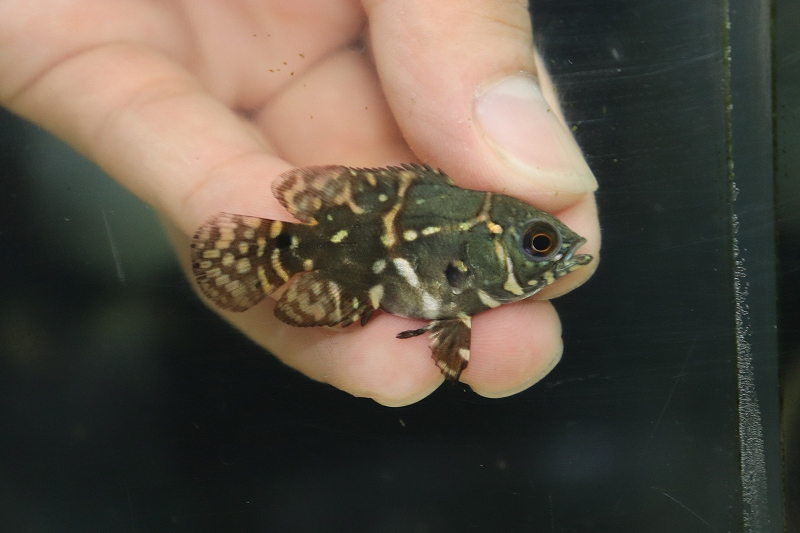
[
  {"xmin": 236, "ymin": 258, "xmax": 251, "ymax": 274},
  {"xmin": 241, "ymin": 216, "xmax": 262, "ymax": 229},
  {"xmin": 369, "ymin": 284, "xmax": 384, "ymax": 309},
  {"xmin": 477, "ymin": 289, "xmax": 502, "ymax": 308},
  {"xmin": 486, "ymin": 222, "xmax": 503, "ymax": 234},
  {"xmin": 381, "ymin": 173, "xmax": 415, "ymax": 248},
  {"xmin": 271, "ymin": 248, "xmax": 290, "ymax": 281},
  {"xmin": 257, "ymin": 266, "xmax": 273, "ymax": 293},
  {"xmin": 330, "ymin": 229, "xmax": 349, "ymax": 243}
]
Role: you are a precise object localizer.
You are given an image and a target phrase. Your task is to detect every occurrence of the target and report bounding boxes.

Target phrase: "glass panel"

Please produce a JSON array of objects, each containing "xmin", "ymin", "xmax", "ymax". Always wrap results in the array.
[{"xmin": 0, "ymin": 0, "xmax": 785, "ymax": 530}]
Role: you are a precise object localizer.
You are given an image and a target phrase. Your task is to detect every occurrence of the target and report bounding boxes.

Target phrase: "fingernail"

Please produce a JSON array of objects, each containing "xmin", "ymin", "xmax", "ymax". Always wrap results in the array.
[{"xmin": 475, "ymin": 74, "xmax": 598, "ymax": 193}]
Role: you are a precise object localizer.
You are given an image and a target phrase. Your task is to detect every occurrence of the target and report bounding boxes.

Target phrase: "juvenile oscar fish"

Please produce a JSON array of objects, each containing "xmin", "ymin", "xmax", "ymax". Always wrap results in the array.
[{"xmin": 191, "ymin": 164, "xmax": 592, "ymax": 381}]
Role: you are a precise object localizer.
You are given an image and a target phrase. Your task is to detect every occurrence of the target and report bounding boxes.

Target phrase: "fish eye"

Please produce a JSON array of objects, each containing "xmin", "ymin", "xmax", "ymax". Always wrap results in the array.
[{"xmin": 522, "ymin": 220, "xmax": 562, "ymax": 261}]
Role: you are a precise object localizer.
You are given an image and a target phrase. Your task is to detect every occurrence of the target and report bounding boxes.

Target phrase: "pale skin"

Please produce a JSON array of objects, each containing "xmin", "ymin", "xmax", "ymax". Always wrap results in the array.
[{"xmin": 0, "ymin": 0, "xmax": 600, "ymax": 406}]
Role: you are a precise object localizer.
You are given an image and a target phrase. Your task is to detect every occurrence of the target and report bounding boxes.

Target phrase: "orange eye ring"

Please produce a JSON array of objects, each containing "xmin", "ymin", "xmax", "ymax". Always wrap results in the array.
[
  {"xmin": 530, "ymin": 233, "xmax": 554, "ymax": 253},
  {"xmin": 522, "ymin": 220, "xmax": 562, "ymax": 261}
]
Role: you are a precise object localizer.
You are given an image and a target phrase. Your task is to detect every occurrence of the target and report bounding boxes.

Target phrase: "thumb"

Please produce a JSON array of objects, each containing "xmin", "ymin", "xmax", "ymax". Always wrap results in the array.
[{"xmin": 362, "ymin": 0, "xmax": 597, "ymax": 206}]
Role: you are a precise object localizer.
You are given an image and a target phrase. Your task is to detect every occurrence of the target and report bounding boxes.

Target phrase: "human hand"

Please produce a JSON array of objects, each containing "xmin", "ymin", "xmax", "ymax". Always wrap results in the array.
[{"xmin": 0, "ymin": 0, "xmax": 599, "ymax": 406}]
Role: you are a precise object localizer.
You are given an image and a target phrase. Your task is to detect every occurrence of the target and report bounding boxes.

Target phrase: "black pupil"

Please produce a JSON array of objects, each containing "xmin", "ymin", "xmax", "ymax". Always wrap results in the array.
[
  {"xmin": 523, "ymin": 220, "xmax": 561, "ymax": 260},
  {"xmin": 531, "ymin": 233, "xmax": 552, "ymax": 252}
]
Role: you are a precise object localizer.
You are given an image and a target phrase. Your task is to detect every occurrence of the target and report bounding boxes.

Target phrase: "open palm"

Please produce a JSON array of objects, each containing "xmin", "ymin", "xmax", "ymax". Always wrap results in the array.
[{"xmin": 0, "ymin": 0, "xmax": 600, "ymax": 405}]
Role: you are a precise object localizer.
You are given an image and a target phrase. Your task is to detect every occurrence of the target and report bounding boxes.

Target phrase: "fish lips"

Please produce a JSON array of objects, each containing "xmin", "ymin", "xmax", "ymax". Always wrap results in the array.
[{"xmin": 555, "ymin": 237, "xmax": 593, "ymax": 276}]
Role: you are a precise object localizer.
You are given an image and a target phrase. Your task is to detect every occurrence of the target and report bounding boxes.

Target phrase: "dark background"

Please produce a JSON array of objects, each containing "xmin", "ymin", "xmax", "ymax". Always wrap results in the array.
[{"xmin": 0, "ymin": 0, "xmax": 793, "ymax": 531}]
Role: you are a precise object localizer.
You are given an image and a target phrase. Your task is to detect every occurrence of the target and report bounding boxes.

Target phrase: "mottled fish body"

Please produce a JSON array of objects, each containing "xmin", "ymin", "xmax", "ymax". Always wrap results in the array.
[{"xmin": 191, "ymin": 164, "xmax": 592, "ymax": 381}]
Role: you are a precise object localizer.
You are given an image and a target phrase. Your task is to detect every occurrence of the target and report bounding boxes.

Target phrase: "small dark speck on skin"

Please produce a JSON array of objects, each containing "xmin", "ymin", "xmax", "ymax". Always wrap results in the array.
[
  {"xmin": 283, "ymin": 61, "xmax": 287, "ymax": 65},
  {"xmin": 299, "ymin": 53, "xmax": 305, "ymax": 58}
]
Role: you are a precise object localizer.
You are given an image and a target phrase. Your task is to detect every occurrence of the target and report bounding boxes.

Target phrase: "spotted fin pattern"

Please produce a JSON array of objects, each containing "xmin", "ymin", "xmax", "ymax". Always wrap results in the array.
[
  {"xmin": 192, "ymin": 164, "xmax": 593, "ymax": 384},
  {"xmin": 191, "ymin": 213, "xmax": 299, "ymax": 311},
  {"xmin": 397, "ymin": 315, "xmax": 472, "ymax": 381},
  {"xmin": 272, "ymin": 164, "xmax": 453, "ymax": 224},
  {"xmin": 275, "ymin": 271, "xmax": 374, "ymax": 328}
]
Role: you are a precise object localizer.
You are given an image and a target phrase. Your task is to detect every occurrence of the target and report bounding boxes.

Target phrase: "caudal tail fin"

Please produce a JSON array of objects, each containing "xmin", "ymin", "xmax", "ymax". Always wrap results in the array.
[{"xmin": 191, "ymin": 212, "xmax": 299, "ymax": 312}]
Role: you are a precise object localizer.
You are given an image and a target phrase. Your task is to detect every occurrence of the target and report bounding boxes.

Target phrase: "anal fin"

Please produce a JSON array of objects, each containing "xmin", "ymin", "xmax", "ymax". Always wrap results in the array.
[
  {"xmin": 275, "ymin": 272, "xmax": 373, "ymax": 328},
  {"xmin": 397, "ymin": 315, "xmax": 471, "ymax": 382}
]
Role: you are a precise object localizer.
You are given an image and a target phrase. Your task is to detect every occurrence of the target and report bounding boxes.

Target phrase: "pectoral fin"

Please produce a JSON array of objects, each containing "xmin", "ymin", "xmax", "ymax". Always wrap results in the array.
[{"xmin": 397, "ymin": 315, "xmax": 472, "ymax": 382}]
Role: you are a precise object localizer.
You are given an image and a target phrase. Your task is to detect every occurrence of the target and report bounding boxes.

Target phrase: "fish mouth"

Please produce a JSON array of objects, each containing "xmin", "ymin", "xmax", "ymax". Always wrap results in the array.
[
  {"xmin": 558, "ymin": 237, "xmax": 593, "ymax": 271},
  {"xmin": 564, "ymin": 237, "xmax": 585, "ymax": 260}
]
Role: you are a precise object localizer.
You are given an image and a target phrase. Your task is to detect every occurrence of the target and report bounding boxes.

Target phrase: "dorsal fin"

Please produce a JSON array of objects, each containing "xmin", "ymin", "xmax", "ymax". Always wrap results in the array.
[
  {"xmin": 392, "ymin": 163, "xmax": 455, "ymax": 185},
  {"xmin": 271, "ymin": 164, "xmax": 454, "ymax": 224}
]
